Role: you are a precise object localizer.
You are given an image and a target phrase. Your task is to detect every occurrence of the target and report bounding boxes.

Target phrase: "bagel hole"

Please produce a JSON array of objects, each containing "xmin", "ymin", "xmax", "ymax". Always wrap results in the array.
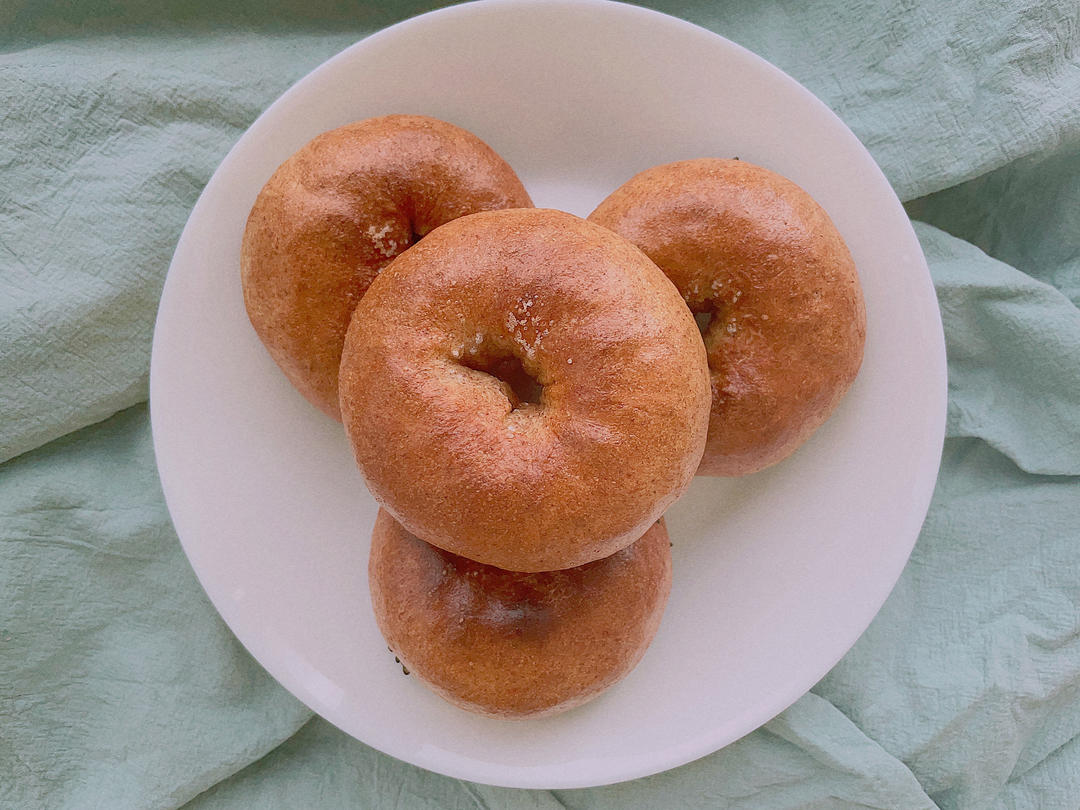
[
  {"xmin": 462, "ymin": 353, "xmax": 543, "ymax": 410},
  {"xmin": 409, "ymin": 220, "xmax": 434, "ymax": 245},
  {"xmin": 691, "ymin": 302, "xmax": 731, "ymax": 354}
]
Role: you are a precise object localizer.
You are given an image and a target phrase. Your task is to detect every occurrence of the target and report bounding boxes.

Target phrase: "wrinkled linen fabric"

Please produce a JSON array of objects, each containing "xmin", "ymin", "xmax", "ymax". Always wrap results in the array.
[{"xmin": 2, "ymin": 1, "xmax": 1078, "ymax": 808}]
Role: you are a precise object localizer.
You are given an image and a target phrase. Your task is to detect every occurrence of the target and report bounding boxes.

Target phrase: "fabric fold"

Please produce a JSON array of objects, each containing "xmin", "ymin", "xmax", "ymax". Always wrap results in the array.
[
  {"xmin": 914, "ymin": 223, "xmax": 1080, "ymax": 476},
  {"xmin": 0, "ymin": 406, "xmax": 312, "ymax": 810}
]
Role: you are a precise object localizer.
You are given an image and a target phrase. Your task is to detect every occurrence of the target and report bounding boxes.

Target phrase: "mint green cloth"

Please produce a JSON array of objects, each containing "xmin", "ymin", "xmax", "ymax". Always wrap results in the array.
[{"xmin": 2, "ymin": 1, "xmax": 1079, "ymax": 807}]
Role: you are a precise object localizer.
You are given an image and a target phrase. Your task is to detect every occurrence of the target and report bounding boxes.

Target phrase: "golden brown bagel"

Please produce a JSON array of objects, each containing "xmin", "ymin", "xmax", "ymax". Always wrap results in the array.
[
  {"xmin": 589, "ymin": 159, "xmax": 866, "ymax": 477},
  {"xmin": 369, "ymin": 509, "xmax": 672, "ymax": 719},
  {"xmin": 339, "ymin": 208, "xmax": 710, "ymax": 572},
  {"xmin": 241, "ymin": 114, "xmax": 532, "ymax": 419}
]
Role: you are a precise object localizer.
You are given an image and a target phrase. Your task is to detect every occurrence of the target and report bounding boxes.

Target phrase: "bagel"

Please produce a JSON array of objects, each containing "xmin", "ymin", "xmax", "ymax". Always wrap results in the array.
[
  {"xmin": 241, "ymin": 114, "xmax": 532, "ymax": 419},
  {"xmin": 369, "ymin": 509, "xmax": 672, "ymax": 719},
  {"xmin": 589, "ymin": 158, "xmax": 866, "ymax": 476},
  {"xmin": 339, "ymin": 208, "xmax": 710, "ymax": 571}
]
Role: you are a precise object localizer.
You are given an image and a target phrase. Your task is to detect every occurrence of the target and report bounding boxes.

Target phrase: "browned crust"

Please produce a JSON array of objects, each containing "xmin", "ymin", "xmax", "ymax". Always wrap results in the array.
[
  {"xmin": 339, "ymin": 208, "xmax": 710, "ymax": 572},
  {"xmin": 241, "ymin": 115, "xmax": 533, "ymax": 419},
  {"xmin": 369, "ymin": 509, "xmax": 672, "ymax": 718},
  {"xmin": 589, "ymin": 159, "xmax": 866, "ymax": 476}
]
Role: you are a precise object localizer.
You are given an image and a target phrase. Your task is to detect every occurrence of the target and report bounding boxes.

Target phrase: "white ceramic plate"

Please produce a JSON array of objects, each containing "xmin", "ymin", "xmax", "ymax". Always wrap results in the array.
[{"xmin": 150, "ymin": 0, "xmax": 946, "ymax": 789}]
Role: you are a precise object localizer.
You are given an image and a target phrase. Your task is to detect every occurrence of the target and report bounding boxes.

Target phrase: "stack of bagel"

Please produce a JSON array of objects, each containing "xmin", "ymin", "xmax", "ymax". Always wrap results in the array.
[{"xmin": 241, "ymin": 115, "xmax": 865, "ymax": 719}]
